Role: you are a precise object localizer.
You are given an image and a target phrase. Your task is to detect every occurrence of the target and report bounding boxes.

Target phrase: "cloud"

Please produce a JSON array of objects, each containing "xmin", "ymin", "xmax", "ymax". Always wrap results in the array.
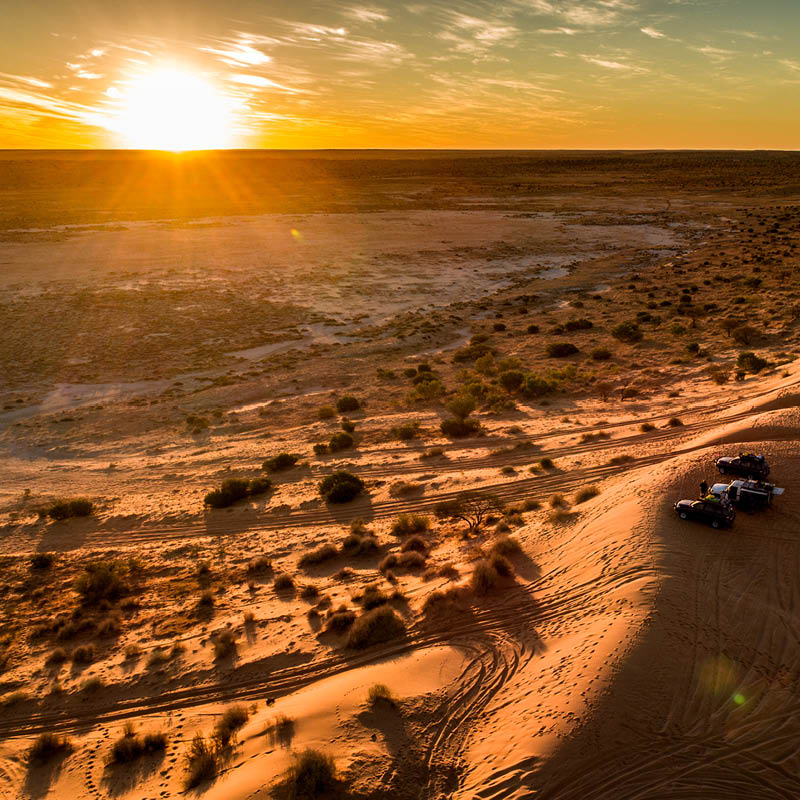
[
  {"xmin": 0, "ymin": 73, "xmax": 52, "ymax": 89},
  {"xmin": 780, "ymin": 59, "xmax": 800, "ymax": 73},
  {"xmin": 640, "ymin": 26, "xmax": 665, "ymax": 39},
  {"xmin": 521, "ymin": 0, "xmax": 638, "ymax": 28},
  {"xmin": 229, "ymin": 74, "xmax": 303, "ymax": 93},
  {"xmin": 201, "ymin": 39, "xmax": 272, "ymax": 67},
  {"xmin": 582, "ymin": 55, "xmax": 648, "ymax": 73},
  {"xmin": 692, "ymin": 45, "xmax": 734, "ymax": 63},
  {"xmin": 342, "ymin": 7, "xmax": 389, "ymax": 24}
]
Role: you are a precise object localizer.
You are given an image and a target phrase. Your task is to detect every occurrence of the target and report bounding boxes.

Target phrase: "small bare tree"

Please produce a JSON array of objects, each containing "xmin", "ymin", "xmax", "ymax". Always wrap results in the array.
[{"xmin": 434, "ymin": 491, "xmax": 504, "ymax": 534}]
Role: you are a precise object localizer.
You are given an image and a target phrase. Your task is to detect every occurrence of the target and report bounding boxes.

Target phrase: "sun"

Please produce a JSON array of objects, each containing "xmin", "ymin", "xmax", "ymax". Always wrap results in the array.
[{"xmin": 113, "ymin": 68, "xmax": 236, "ymax": 151}]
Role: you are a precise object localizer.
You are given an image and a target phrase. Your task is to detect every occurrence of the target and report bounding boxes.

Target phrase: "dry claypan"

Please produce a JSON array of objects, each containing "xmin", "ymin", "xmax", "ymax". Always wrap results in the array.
[{"xmin": 1, "ymin": 151, "xmax": 800, "ymax": 799}]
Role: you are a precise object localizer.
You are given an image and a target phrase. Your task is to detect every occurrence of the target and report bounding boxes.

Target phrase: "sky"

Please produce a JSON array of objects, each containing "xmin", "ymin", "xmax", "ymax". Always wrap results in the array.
[{"xmin": 0, "ymin": 0, "xmax": 798, "ymax": 149}]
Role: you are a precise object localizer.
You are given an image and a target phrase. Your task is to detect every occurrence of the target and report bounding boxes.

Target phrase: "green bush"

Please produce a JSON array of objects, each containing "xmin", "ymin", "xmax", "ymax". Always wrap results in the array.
[
  {"xmin": 263, "ymin": 453, "xmax": 299, "ymax": 472},
  {"xmin": 319, "ymin": 471, "xmax": 365, "ymax": 503},
  {"xmin": 440, "ymin": 417, "xmax": 480, "ymax": 437},
  {"xmin": 499, "ymin": 370, "xmax": 525, "ymax": 392},
  {"xmin": 336, "ymin": 396, "xmax": 361, "ymax": 413},
  {"xmin": 204, "ymin": 477, "xmax": 251, "ymax": 508},
  {"xmin": 546, "ymin": 342, "xmax": 579, "ymax": 358},
  {"xmin": 340, "ymin": 418, "xmax": 356, "ymax": 434},
  {"xmin": 247, "ymin": 477, "xmax": 273, "ymax": 496},
  {"xmin": 521, "ymin": 374, "xmax": 556, "ymax": 398},
  {"xmin": 394, "ymin": 420, "xmax": 420, "ymax": 440},
  {"xmin": 611, "ymin": 321, "xmax": 643, "ymax": 343},
  {"xmin": 328, "ymin": 431, "xmax": 354, "ymax": 452},
  {"xmin": 317, "ymin": 405, "xmax": 336, "ymax": 420},
  {"xmin": 313, "ymin": 443, "xmax": 329, "ymax": 455},
  {"xmin": 737, "ymin": 351, "xmax": 768, "ymax": 374}
]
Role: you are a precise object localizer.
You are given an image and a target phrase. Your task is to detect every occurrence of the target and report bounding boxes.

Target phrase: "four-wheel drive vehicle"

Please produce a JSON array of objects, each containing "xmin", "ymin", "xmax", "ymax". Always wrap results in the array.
[
  {"xmin": 674, "ymin": 498, "xmax": 736, "ymax": 529},
  {"xmin": 716, "ymin": 453, "xmax": 770, "ymax": 480},
  {"xmin": 710, "ymin": 480, "xmax": 784, "ymax": 511}
]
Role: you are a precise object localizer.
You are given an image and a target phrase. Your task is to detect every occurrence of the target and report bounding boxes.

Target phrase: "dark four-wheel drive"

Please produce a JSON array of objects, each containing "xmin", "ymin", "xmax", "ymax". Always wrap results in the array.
[
  {"xmin": 674, "ymin": 498, "xmax": 736, "ymax": 529},
  {"xmin": 716, "ymin": 453, "xmax": 770, "ymax": 480}
]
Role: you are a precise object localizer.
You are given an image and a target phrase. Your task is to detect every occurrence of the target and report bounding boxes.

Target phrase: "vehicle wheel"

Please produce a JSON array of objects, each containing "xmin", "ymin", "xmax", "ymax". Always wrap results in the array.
[
  {"xmin": 679, "ymin": 512, "xmax": 687, "ymax": 519},
  {"xmin": 712, "ymin": 520, "xmax": 720, "ymax": 529}
]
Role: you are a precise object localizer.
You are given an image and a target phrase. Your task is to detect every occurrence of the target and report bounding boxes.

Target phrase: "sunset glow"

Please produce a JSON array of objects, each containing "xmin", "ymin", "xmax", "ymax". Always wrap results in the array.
[{"xmin": 111, "ymin": 68, "xmax": 236, "ymax": 151}]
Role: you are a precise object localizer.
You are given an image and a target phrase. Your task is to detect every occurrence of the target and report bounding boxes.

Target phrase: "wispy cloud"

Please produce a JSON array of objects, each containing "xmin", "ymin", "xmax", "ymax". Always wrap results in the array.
[
  {"xmin": 582, "ymin": 55, "xmax": 648, "ymax": 73},
  {"xmin": 640, "ymin": 26, "xmax": 665, "ymax": 39}
]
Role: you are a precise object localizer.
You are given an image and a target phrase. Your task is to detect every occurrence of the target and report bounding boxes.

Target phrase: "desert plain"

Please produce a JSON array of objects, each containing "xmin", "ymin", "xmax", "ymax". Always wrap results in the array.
[{"xmin": 0, "ymin": 150, "xmax": 800, "ymax": 799}]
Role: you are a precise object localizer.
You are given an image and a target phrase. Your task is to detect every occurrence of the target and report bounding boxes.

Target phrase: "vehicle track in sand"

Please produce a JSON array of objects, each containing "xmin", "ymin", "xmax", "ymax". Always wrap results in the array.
[{"xmin": 9, "ymin": 383, "xmax": 798, "ymax": 556}]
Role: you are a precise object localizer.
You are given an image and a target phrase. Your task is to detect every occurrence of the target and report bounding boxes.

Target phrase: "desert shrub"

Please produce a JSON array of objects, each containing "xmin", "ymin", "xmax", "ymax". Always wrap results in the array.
[
  {"xmin": 46, "ymin": 647, "xmax": 68, "ymax": 665},
  {"xmin": 379, "ymin": 551, "xmax": 426, "ymax": 573},
  {"xmin": 547, "ymin": 342, "xmax": 579, "ymax": 358},
  {"xmin": 565, "ymin": 318, "xmax": 593, "ymax": 332},
  {"xmin": 591, "ymin": 347, "xmax": 612, "ymax": 361},
  {"xmin": 247, "ymin": 477, "xmax": 273, "ymax": 496},
  {"xmin": 492, "ymin": 536, "xmax": 522, "ymax": 557},
  {"xmin": 732, "ymin": 325, "xmax": 758, "ymax": 346},
  {"xmin": 447, "ymin": 394, "xmax": 477, "ymax": 420},
  {"xmin": 575, "ymin": 485, "xmax": 600, "ymax": 504},
  {"xmin": 526, "ymin": 324, "xmax": 540, "ymax": 334},
  {"xmin": 499, "ymin": 370, "xmax": 526, "ymax": 392},
  {"xmin": 247, "ymin": 555, "xmax": 272, "ymax": 574},
  {"xmin": 539, "ymin": 457, "xmax": 555, "ymax": 470},
  {"xmin": 299, "ymin": 544, "xmax": 338, "ymax": 568},
  {"xmin": 326, "ymin": 606, "xmax": 357, "ymax": 633},
  {"xmin": 336, "ymin": 396, "xmax": 361, "ymax": 413},
  {"xmin": 340, "ymin": 529, "xmax": 379, "ymax": 557},
  {"xmin": 71, "ymin": 644, "xmax": 95, "ymax": 664},
  {"xmin": 213, "ymin": 705, "xmax": 249, "ymax": 747},
  {"xmin": 147, "ymin": 648, "xmax": 169, "ymax": 669},
  {"xmin": 360, "ymin": 584, "xmax": 389, "ymax": 610},
  {"xmin": 640, "ymin": 422, "xmax": 656, "ymax": 432},
  {"xmin": 75, "ymin": 561, "xmax": 129, "ymax": 604},
  {"xmin": 212, "ymin": 629, "xmax": 237, "ymax": 659},
  {"xmin": 440, "ymin": 417, "xmax": 480, "ymax": 437},
  {"xmin": 46, "ymin": 498, "xmax": 94, "ymax": 521},
  {"xmin": 319, "ymin": 471, "xmax": 365, "ymax": 503},
  {"xmin": 611, "ymin": 321, "xmax": 643, "ymax": 343},
  {"xmin": 368, "ymin": 684, "xmax": 396, "ymax": 706},
  {"xmin": 340, "ymin": 418, "xmax": 356, "ymax": 433},
  {"xmin": 470, "ymin": 560, "xmax": 499, "ymax": 595},
  {"xmin": 608, "ymin": 454, "xmax": 635, "ymax": 465},
  {"xmin": 109, "ymin": 724, "xmax": 167, "ymax": 764},
  {"xmin": 521, "ymin": 374, "xmax": 556, "ymax": 398},
  {"xmin": 403, "ymin": 367, "xmax": 417, "ymax": 378},
  {"xmin": 549, "ymin": 493, "xmax": 568, "ymax": 509},
  {"xmin": 197, "ymin": 590, "xmax": 213, "ymax": 611},
  {"xmin": 667, "ymin": 417, "xmax": 684, "ymax": 427},
  {"xmin": 401, "ymin": 535, "xmax": 427, "ymax": 553},
  {"xmin": 317, "ymin": 405, "xmax": 336, "ymax": 420},
  {"xmin": 30, "ymin": 552, "xmax": 54, "ymax": 570},
  {"xmin": 394, "ymin": 420, "xmax": 421, "ymax": 440},
  {"xmin": 274, "ymin": 572, "xmax": 295, "ymax": 591},
  {"xmin": 453, "ymin": 342, "xmax": 492, "ymax": 363},
  {"xmin": 313, "ymin": 443, "xmax": 329, "ymax": 455},
  {"xmin": 423, "ymin": 586, "xmax": 470, "ymax": 616},
  {"xmin": 737, "ymin": 351, "xmax": 768, "ymax": 374},
  {"xmin": 28, "ymin": 732, "xmax": 73, "ymax": 764},
  {"xmin": 183, "ymin": 734, "xmax": 217, "ymax": 790},
  {"xmin": 419, "ymin": 447, "xmax": 445, "ymax": 460},
  {"xmin": 299, "ymin": 584, "xmax": 319, "ymax": 601},
  {"xmin": 391, "ymin": 513, "xmax": 430, "ymax": 537},
  {"xmin": 489, "ymin": 553, "xmax": 514, "ymax": 578},
  {"xmin": 686, "ymin": 341, "xmax": 700, "ymax": 355},
  {"xmin": 328, "ymin": 431, "xmax": 354, "ymax": 452},
  {"xmin": 346, "ymin": 606, "xmax": 406, "ymax": 649},
  {"xmin": 204, "ymin": 477, "xmax": 252, "ymax": 509},
  {"xmin": 493, "ymin": 322, "xmax": 506, "ymax": 332},
  {"xmin": 263, "ymin": 453, "xmax": 298, "ymax": 472},
  {"xmin": 276, "ymin": 749, "xmax": 337, "ymax": 799}
]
